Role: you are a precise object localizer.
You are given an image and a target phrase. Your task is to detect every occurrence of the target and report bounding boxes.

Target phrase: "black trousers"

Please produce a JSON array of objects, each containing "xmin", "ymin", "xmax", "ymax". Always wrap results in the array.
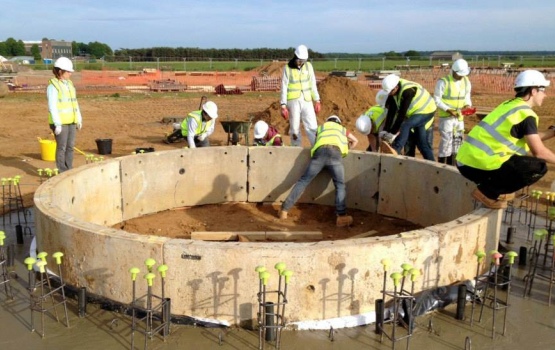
[{"xmin": 457, "ymin": 155, "xmax": 547, "ymax": 199}]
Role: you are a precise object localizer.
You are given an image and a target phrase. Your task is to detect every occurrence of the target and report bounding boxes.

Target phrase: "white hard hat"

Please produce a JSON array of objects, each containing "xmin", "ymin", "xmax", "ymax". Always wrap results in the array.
[
  {"xmin": 326, "ymin": 115, "xmax": 342, "ymax": 124},
  {"xmin": 375, "ymin": 90, "xmax": 389, "ymax": 108},
  {"xmin": 54, "ymin": 57, "xmax": 74, "ymax": 72},
  {"xmin": 202, "ymin": 101, "xmax": 218, "ymax": 119},
  {"xmin": 294, "ymin": 45, "xmax": 309, "ymax": 60},
  {"xmin": 514, "ymin": 70, "xmax": 551, "ymax": 88},
  {"xmin": 253, "ymin": 120, "xmax": 269, "ymax": 139},
  {"xmin": 356, "ymin": 115, "xmax": 372, "ymax": 135},
  {"xmin": 382, "ymin": 74, "xmax": 400, "ymax": 93},
  {"xmin": 452, "ymin": 59, "xmax": 470, "ymax": 76}
]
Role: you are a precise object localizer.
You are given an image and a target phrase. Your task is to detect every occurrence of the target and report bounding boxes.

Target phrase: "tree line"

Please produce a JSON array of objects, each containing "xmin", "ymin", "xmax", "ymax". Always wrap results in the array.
[
  {"xmin": 112, "ymin": 47, "xmax": 326, "ymax": 60},
  {"xmin": 0, "ymin": 37, "xmax": 113, "ymax": 60}
]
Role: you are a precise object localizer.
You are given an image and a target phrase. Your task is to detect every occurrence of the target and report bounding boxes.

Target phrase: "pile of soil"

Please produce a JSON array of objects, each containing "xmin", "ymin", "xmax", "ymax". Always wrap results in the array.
[
  {"xmin": 253, "ymin": 61, "xmax": 286, "ymax": 77},
  {"xmin": 252, "ymin": 75, "xmax": 378, "ymax": 135}
]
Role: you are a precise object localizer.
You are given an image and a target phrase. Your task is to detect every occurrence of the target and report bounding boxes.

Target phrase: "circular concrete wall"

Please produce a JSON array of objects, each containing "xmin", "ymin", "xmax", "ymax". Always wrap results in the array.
[{"xmin": 33, "ymin": 146, "xmax": 501, "ymax": 328}]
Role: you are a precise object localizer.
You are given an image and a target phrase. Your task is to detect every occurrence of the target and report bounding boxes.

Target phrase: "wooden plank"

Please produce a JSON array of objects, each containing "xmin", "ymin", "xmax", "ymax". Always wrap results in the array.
[
  {"xmin": 191, "ymin": 231, "xmax": 322, "ymax": 241},
  {"xmin": 264, "ymin": 231, "xmax": 322, "ymax": 241},
  {"xmin": 191, "ymin": 231, "xmax": 265, "ymax": 241},
  {"xmin": 347, "ymin": 230, "xmax": 378, "ymax": 239}
]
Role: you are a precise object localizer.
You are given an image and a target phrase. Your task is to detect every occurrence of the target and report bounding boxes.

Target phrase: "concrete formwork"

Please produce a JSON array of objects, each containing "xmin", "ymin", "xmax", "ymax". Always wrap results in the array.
[{"xmin": 33, "ymin": 147, "xmax": 501, "ymax": 327}]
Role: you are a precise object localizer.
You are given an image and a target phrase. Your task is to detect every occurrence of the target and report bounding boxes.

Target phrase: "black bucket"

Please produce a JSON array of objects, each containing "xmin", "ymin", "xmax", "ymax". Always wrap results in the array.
[{"xmin": 95, "ymin": 138, "xmax": 113, "ymax": 155}]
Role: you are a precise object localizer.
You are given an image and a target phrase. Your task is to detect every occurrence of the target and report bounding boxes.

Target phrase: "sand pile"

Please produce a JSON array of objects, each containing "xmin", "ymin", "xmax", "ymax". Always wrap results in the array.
[
  {"xmin": 253, "ymin": 61, "xmax": 286, "ymax": 77},
  {"xmin": 253, "ymin": 75, "xmax": 378, "ymax": 134}
]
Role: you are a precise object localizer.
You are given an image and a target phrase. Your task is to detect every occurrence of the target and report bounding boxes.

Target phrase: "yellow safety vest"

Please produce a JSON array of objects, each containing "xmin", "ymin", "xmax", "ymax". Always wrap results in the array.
[
  {"xmin": 254, "ymin": 134, "xmax": 281, "ymax": 146},
  {"xmin": 363, "ymin": 106, "xmax": 386, "ymax": 135},
  {"xmin": 438, "ymin": 75, "xmax": 470, "ymax": 118},
  {"xmin": 267, "ymin": 134, "xmax": 281, "ymax": 146},
  {"xmin": 181, "ymin": 110, "xmax": 213, "ymax": 136},
  {"xmin": 456, "ymin": 98, "xmax": 535, "ymax": 170},
  {"xmin": 286, "ymin": 62, "xmax": 316, "ymax": 102},
  {"xmin": 394, "ymin": 79, "xmax": 436, "ymax": 117},
  {"xmin": 311, "ymin": 122, "xmax": 349, "ymax": 158},
  {"xmin": 48, "ymin": 78, "xmax": 79, "ymax": 125}
]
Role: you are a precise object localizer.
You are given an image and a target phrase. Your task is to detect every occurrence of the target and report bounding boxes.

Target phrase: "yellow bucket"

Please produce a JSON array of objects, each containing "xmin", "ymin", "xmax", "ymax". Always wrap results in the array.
[{"xmin": 38, "ymin": 137, "xmax": 56, "ymax": 161}]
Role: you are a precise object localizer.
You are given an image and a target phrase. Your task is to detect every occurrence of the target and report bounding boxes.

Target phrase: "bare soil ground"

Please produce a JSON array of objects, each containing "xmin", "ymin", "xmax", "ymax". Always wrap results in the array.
[{"xmin": 2, "ymin": 69, "xmax": 555, "ymax": 241}]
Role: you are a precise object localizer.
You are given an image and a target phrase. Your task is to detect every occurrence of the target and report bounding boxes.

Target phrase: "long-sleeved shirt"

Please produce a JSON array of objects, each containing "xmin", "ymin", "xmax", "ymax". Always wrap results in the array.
[
  {"xmin": 186, "ymin": 116, "xmax": 215, "ymax": 148},
  {"xmin": 383, "ymin": 88, "xmax": 416, "ymax": 134},
  {"xmin": 433, "ymin": 76, "xmax": 472, "ymax": 112},
  {"xmin": 47, "ymin": 80, "xmax": 82, "ymax": 126},
  {"xmin": 280, "ymin": 59, "xmax": 320, "ymax": 105}
]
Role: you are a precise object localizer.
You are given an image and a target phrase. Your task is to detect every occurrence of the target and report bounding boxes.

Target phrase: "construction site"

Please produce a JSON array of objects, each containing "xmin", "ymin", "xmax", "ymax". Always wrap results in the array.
[{"xmin": 1, "ymin": 63, "xmax": 555, "ymax": 349}]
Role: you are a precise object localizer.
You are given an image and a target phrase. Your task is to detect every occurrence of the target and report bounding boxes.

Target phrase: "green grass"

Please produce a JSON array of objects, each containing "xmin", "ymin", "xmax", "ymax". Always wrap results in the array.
[{"xmin": 29, "ymin": 57, "xmax": 555, "ymax": 73}]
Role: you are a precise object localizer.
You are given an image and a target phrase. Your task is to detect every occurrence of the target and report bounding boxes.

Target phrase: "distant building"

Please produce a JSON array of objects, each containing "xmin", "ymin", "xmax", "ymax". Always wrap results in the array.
[
  {"xmin": 41, "ymin": 39, "xmax": 73, "ymax": 60},
  {"xmin": 20, "ymin": 39, "xmax": 73, "ymax": 60},
  {"xmin": 22, "ymin": 40, "xmax": 42, "ymax": 55},
  {"xmin": 429, "ymin": 51, "xmax": 462, "ymax": 61},
  {"xmin": 9, "ymin": 56, "xmax": 35, "ymax": 64}
]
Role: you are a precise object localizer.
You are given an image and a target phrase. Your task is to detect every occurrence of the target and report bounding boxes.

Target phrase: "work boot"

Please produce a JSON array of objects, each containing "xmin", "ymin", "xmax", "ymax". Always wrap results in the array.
[
  {"xmin": 279, "ymin": 210, "xmax": 288, "ymax": 220},
  {"xmin": 336, "ymin": 215, "xmax": 353, "ymax": 227},
  {"xmin": 472, "ymin": 188, "xmax": 507, "ymax": 209},
  {"xmin": 380, "ymin": 141, "xmax": 398, "ymax": 155}
]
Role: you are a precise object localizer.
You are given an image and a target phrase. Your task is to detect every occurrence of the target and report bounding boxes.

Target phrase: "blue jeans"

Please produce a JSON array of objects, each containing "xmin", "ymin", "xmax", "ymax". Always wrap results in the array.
[
  {"xmin": 404, "ymin": 127, "xmax": 434, "ymax": 157},
  {"xmin": 392, "ymin": 111, "xmax": 436, "ymax": 161},
  {"xmin": 282, "ymin": 146, "xmax": 347, "ymax": 215}
]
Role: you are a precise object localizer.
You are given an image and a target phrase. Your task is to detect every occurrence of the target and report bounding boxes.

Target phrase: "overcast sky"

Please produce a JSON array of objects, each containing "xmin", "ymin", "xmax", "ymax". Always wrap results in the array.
[{"xmin": 2, "ymin": 0, "xmax": 554, "ymax": 54}]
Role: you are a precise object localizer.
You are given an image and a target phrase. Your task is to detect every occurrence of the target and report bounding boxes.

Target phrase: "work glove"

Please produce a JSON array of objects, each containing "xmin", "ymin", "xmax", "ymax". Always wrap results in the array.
[
  {"xmin": 383, "ymin": 132, "xmax": 397, "ymax": 144},
  {"xmin": 314, "ymin": 101, "xmax": 321, "ymax": 115},
  {"xmin": 54, "ymin": 125, "xmax": 62, "ymax": 135},
  {"xmin": 197, "ymin": 133, "xmax": 207, "ymax": 141},
  {"xmin": 173, "ymin": 122, "xmax": 181, "ymax": 130},
  {"xmin": 378, "ymin": 131, "xmax": 388, "ymax": 139},
  {"xmin": 76, "ymin": 122, "xmax": 82, "ymax": 130},
  {"xmin": 280, "ymin": 106, "xmax": 289, "ymax": 120}
]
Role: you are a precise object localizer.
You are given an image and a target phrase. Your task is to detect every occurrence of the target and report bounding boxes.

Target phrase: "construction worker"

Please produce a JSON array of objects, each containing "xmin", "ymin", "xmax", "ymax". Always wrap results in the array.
[
  {"xmin": 279, "ymin": 115, "xmax": 358, "ymax": 227},
  {"xmin": 253, "ymin": 120, "xmax": 283, "ymax": 146},
  {"xmin": 434, "ymin": 58, "xmax": 473, "ymax": 165},
  {"xmin": 355, "ymin": 90, "xmax": 388, "ymax": 152},
  {"xmin": 47, "ymin": 57, "xmax": 82, "ymax": 172},
  {"xmin": 280, "ymin": 44, "xmax": 321, "ymax": 147},
  {"xmin": 457, "ymin": 70, "xmax": 555, "ymax": 209},
  {"xmin": 380, "ymin": 74, "xmax": 437, "ymax": 161},
  {"xmin": 167, "ymin": 101, "xmax": 218, "ymax": 148}
]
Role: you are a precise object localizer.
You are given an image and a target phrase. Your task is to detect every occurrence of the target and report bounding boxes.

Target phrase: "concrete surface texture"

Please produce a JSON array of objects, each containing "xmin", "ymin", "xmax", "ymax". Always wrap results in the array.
[
  {"xmin": 33, "ymin": 146, "xmax": 501, "ymax": 326},
  {"xmin": 2, "ymin": 200, "xmax": 555, "ymax": 349}
]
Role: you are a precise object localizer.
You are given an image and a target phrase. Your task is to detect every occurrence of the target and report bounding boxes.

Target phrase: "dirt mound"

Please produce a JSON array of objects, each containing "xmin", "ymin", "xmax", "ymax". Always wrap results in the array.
[
  {"xmin": 252, "ymin": 75, "xmax": 378, "ymax": 135},
  {"xmin": 253, "ymin": 61, "xmax": 285, "ymax": 77}
]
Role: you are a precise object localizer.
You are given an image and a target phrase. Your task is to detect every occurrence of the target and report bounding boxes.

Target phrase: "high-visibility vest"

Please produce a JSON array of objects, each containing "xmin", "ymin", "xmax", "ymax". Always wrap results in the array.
[
  {"xmin": 267, "ymin": 134, "xmax": 281, "ymax": 146},
  {"xmin": 438, "ymin": 75, "xmax": 470, "ymax": 117},
  {"xmin": 255, "ymin": 134, "xmax": 281, "ymax": 146},
  {"xmin": 456, "ymin": 98, "xmax": 535, "ymax": 170},
  {"xmin": 362, "ymin": 106, "xmax": 386, "ymax": 135},
  {"xmin": 286, "ymin": 62, "xmax": 316, "ymax": 102},
  {"xmin": 48, "ymin": 78, "xmax": 79, "ymax": 124},
  {"xmin": 393, "ymin": 79, "xmax": 436, "ymax": 117},
  {"xmin": 311, "ymin": 122, "xmax": 349, "ymax": 157},
  {"xmin": 181, "ymin": 110, "xmax": 213, "ymax": 136}
]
